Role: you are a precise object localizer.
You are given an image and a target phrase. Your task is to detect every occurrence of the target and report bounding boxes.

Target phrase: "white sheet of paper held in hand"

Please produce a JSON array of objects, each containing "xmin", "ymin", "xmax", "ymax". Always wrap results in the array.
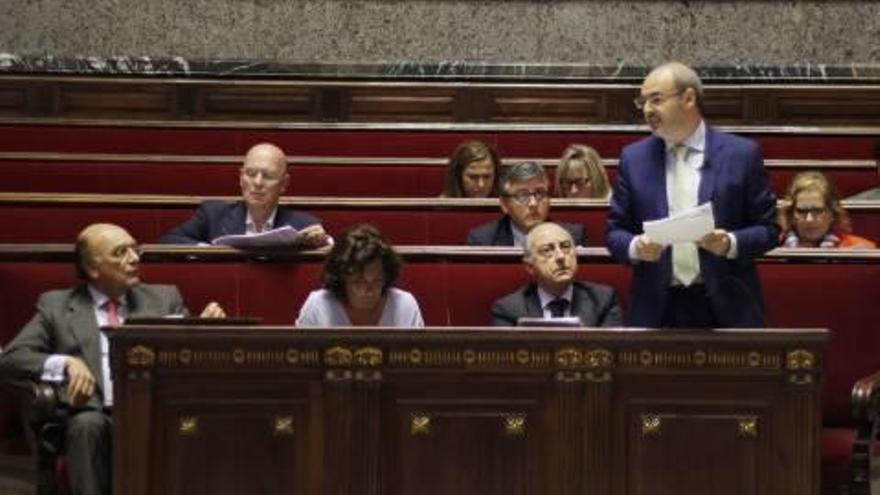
[
  {"xmin": 211, "ymin": 225, "xmax": 302, "ymax": 248},
  {"xmin": 642, "ymin": 202, "xmax": 715, "ymax": 245}
]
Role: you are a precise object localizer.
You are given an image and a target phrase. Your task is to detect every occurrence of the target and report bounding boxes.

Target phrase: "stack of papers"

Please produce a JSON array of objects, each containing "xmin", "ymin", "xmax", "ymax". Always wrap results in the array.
[
  {"xmin": 643, "ymin": 202, "xmax": 715, "ymax": 245},
  {"xmin": 211, "ymin": 226, "xmax": 304, "ymax": 248}
]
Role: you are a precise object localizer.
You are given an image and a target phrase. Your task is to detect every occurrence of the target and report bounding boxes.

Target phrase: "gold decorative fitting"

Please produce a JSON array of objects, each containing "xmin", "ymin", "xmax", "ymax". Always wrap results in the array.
[
  {"xmin": 555, "ymin": 348, "xmax": 583, "ymax": 368},
  {"xmin": 639, "ymin": 350, "xmax": 653, "ymax": 367},
  {"xmin": 179, "ymin": 416, "xmax": 198, "ymax": 436},
  {"xmin": 641, "ymin": 414, "xmax": 662, "ymax": 436},
  {"xmin": 786, "ymin": 349, "xmax": 816, "ymax": 371},
  {"xmin": 747, "ymin": 351, "xmax": 762, "ymax": 367},
  {"xmin": 585, "ymin": 349, "xmax": 613, "ymax": 369},
  {"xmin": 178, "ymin": 348, "xmax": 192, "ymax": 365},
  {"xmin": 693, "ymin": 350, "xmax": 707, "ymax": 367},
  {"xmin": 232, "ymin": 348, "xmax": 245, "ymax": 365},
  {"xmin": 463, "ymin": 349, "xmax": 477, "ymax": 365},
  {"xmin": 354, "ymin": 347, "xmax": 383, "ymax": 367},
  {"xmin": 409, "ymin": 348, "xmax": 423, "ymax": 364},
  {"xmin": 738, "ymin": 416, "xmax": 758, "ymax": 438},
  {"xmin": 555, "ymin": 370, "xmax": 583, "ymax": 383},
  {"xmin": 324, "ymin": 346, "xmax": 353, "ymax": 367},
  {"xmin": 410, "ymin": 414, "xmax": 431, "ymax": 435},
  {"xmin": 273, "ymin": 416, "xmax": 294, "ymax": 436},
  {"xmin": 285, "ymin": 348, "xmax": 299, "ymax": 365},
  {"xmin": 504, "ymin": 414, "xmax": 527, "ymax": 436},
  {"xmin": 515, "ymin": 349, "xmax": 531, "ymax": 366},
  {"xmin": 126, "ymin": 345, "xmax": 155, "ymax": 367}
]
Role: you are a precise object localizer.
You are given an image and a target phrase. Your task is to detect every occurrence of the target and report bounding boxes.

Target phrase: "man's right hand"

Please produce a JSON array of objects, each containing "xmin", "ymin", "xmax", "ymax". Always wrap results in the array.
[
  {"xmin": 634, "ymin": 234, "xmax": 665, "ymax": 262},
  {"xmin": 65, "ymin": 357, "xmax": 96, "ymax": 407}
]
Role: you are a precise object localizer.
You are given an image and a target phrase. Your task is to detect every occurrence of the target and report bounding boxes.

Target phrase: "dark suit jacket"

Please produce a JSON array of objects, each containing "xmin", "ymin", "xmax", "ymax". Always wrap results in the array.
[
  {"xmin": 0, "ymin": 284, "xmax": 187, "ymax": 408},
  {"xmin": 491, "ymin": 281, "xmax": 623, "ymax": 327},
  {"xmin": 466, "ymin": 215, "xmax": 588, "ymax": 247},
  {"xmin": 606, "ymin": 126, "xmax": 779, "ymax": 328},
  {"xmin": 158, "ymin": 200, "xmax": 322, "ymax": 244}
]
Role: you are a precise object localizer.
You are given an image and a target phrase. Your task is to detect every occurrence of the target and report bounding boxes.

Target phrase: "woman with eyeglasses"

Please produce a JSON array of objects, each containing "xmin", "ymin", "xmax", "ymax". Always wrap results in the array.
[
  {"xmin": 555, "ymin": 145, "xmax": 612, "ymax": 199},
  {"xmin": 295, "ymin": 224, "xmax": 425, "ymax": 327},
  {"xmin": 441, "ymin": 140, "xmax": 502, "ymax": 198},
  {"xmin": 779, "ymin": 171, "xmax": 876, "ymax": 248}
]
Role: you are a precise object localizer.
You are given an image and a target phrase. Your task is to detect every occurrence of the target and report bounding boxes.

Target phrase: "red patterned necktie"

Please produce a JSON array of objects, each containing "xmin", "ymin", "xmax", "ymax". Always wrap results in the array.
[{"xmin": 105, "ymin": 299, "xmax": 121, "ymax": 327}]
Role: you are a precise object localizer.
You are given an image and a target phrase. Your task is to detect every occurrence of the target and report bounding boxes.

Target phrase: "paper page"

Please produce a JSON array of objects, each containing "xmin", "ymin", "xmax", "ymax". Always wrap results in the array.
[
  {"xmin": 642, "ymin": 202, "xmax": 715, "ymax": 245},
  {"xmin": 211, "ymin": 225, "xmax": 303, "ymax": 248}
]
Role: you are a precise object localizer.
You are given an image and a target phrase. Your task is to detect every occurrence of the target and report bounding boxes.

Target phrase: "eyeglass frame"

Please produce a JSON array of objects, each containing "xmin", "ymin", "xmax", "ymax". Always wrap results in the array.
[
  {"xmin": 793, "ymin": 206, "xmax": 831, "ymax": 219},
  {"xmin": 634, "ymin": 89, "xmax": 686, "ymax": 111},
  {"xmin": 240, "ymin": 167, "xmax": 285, "ymax": 184},
  {"xmin": 502, "ymin": 189, "xmax": 550, "ymax": 205}
]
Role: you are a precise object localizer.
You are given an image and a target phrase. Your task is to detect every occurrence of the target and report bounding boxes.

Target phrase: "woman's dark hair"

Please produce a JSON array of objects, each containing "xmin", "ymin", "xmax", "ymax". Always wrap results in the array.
[
  {"xmin": 323, "ymin": 224, "xmax": 401, "ymax": 302},
  {"xmin": 442, "ymin": 140, "xmax": 502, "ymax": 197}
]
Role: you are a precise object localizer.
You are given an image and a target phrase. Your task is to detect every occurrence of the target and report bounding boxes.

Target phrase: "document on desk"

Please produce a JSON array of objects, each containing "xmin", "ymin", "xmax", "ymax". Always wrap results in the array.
[
  {"xmin": 642, "ymin": 202, "xmax": 715, "ymax": 245},
  {"xmin": 211, "ymin": 225, "xmax": 303, "ymax": 248}
]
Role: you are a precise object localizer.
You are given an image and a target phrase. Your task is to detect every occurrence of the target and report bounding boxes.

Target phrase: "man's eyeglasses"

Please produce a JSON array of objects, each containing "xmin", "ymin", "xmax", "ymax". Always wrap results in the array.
[
  {"xmin": 535, "ymin": 241, "xmax": 574, "ymax": 259},
  {"xmin": 634, "ymin": 89, "xmax": 685, "ymax": 110},
  {"xmin": 110, "ymin": 244, "xmax": 143, "ymax": 259},
  {"xmin": 794, "ymin": 206, "xmax": 829, "ymax": 219},
  {"xmin": 503, "ymin": 190, "xmax": 549, "ymax": 205},
  {"xmin": 241, "ymin": 167, "xmax": 283, "ymax": 184}
]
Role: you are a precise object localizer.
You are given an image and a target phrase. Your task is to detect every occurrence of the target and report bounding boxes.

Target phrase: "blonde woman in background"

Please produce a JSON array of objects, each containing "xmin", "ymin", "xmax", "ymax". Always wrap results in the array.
[{"xmin": 555, "ymin": 145, "xmax": 611, "ymax": 199}]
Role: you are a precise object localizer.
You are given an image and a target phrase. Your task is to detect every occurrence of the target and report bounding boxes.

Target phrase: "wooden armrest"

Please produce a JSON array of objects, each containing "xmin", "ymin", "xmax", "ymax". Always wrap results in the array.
[
  {"xmin": 28, "ymin": 382, "xmax": 59, "ymax": 424},
  {"xmin": 852, "ymin": 369, "xmax": 880, "ymax": 421}
]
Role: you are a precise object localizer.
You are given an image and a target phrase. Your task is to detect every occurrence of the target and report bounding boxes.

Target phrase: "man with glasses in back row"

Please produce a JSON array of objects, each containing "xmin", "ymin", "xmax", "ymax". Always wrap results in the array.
[
  {"xmin": 607, "ymin": 61, "xmax": 779, "ymax": 329},
  {"xmin": 466, "ymin": 161, "xmax": 587, "ymax": 247},
  {"xmin": 159, "ymin": 142, "xmax": 330, "ymax": 247}
]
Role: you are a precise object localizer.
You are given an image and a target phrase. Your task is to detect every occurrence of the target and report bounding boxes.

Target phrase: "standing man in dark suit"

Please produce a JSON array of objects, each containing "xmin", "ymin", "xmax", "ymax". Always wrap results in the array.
[
  {"xmin": 607, "ymin": 62, "xmax": 778, "ymax": 328},
  {"xmin": 467, "ymin": 161, "xmax": 587, "ymax": 247},
  {"xmin": 492, "ymin": 222, "xmax": 622, "ymax": 326},
  {"xmin": 159, "ymin": 142, "xmax": 330, "ymax": 247},
  {"xmin": 0, "ymin": 223, "xmax": 225, "ymax": 495}
]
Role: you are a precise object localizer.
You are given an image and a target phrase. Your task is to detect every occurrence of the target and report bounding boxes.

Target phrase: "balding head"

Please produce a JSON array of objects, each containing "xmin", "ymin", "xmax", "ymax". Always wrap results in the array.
[
  {"xmin": 240, "ymin": 143, "xmax": 290, "ymax": 221},
  {"xmin": 524, "ymin": 222, "xmax": 577, "ymax": 297},
  {"xmin": 75, "ymin": 223, "xmax": 141, "ymax": 298},
  {"xmin": 640, "ymin": 61, "xmax": 703, "ymax": 143}
]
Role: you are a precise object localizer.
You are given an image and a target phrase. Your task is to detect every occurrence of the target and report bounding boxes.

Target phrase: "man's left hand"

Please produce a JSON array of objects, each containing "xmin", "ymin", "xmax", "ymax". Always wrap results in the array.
[
  {"xmin": 698, "ymin": 229, "xmax": 731, "ymax": 257},
  {"xmin": 298, "ymin": 224, "xmax": 330, "ymax": 248}
]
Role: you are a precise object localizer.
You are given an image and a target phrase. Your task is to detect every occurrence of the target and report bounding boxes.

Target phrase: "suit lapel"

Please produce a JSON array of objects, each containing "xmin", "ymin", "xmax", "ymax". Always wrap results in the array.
[
  {"xmin": 496, "ymin": 216, "xmax": 515, "ymax": 246},
  {"xmin": 524, "ymin": 285, "xmax": 545, "ymax": 318},
  {"xmin": 66, "ymin": 286, "xmax": 103, "ymax": 389},
  {"xmin": 647, "ymin": 138, "xmax": 669, "ymax": 219},
  {"xmin": 219, "ymin": 202, "xmax": 247, "ymax": 236},
  {"xmin": 699, "ymin": 127, "xmax": 720, "ymax": 204}
]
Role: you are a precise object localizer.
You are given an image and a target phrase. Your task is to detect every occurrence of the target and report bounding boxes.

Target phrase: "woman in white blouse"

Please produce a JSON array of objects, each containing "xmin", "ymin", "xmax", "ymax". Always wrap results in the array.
[{"xmin": 295, "ymin": 224, "xmax": 424, "ymax": 327}]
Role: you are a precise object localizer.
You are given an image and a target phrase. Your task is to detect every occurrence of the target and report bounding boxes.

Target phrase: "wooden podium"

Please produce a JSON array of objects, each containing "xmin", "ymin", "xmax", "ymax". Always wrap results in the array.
[{"xmin": 111, "ymin": 326, "xmax": 826, "ymax": 495}]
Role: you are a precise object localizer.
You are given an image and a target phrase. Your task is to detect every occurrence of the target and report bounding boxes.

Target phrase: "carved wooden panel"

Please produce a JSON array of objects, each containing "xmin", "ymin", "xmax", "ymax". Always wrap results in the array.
[
  {"xmin": 776, "ymin": 88, "xmax": 880, "ymax": 125},
  {"xmin": 0, "ymin": 85, "xmax": 27, "ymax": 116},
  {"xmin": 348, "ymin": 87, "xmax": 457, "ymax": 122},
  {"xmin": 488, "ymin": 88, "xmax": 604, "ymax": 123},
  {"xmin": 57, "ymin": 83, "xmax": 175, "ymax": 119},
  {"xmin": 200, "ymin": 85, "xmax": 318, "ymax": 121}
]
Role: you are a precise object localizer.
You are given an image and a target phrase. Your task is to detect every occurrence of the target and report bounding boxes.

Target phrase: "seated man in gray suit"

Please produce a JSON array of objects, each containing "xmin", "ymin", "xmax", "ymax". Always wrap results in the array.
[
  {"xmin": 492, "ymin": 222, "xmax": 622, "ymax": 327},
  {"xmin": 466, "ymin": 161, "xmax": 587, "ymax": 247},
  {"xmin": 159, "ymin": 142, "xmax": 330, "ymax": 247},
  {"xmin": 0, "ymin": 223, "xmax": 225, "ymax": 495}
]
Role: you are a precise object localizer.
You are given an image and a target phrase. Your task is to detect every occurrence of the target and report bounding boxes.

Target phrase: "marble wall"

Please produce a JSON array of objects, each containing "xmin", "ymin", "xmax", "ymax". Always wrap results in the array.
[{"xmin": 1, "ymin": 1, "xmax": 878, "ymax": 68}]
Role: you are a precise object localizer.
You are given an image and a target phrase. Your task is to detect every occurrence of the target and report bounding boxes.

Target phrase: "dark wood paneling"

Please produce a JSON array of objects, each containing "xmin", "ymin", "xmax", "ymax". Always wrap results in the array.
[
  {"xmin": 2, "ymin": 76, "xmax": 879, "ymax": 126},
  {"xmin": 200, "ymin": 85, "xmax": 318, "ymax": 121},
  {"xmin": 349, "ymin": 87, "xmax": 457, "ymax": 122},
  {"xmin": 58, "ymin": 84, "xmax": 175, "ymax": 119}
]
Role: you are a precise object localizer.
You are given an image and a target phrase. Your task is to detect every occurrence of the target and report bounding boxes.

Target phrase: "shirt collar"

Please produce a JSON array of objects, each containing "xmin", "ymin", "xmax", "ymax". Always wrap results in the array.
[
  {"xmin": 510, "ymin": 221, "xmax": 528, "ymax": 248},
  {"xmin": 245, "ymin": 208, "xmax": 278, "ymax": 234},
  {"xmin": 87, "ymin": 285, "xmax": 126, "ymax": 309},
  {"xmin": 665, "ymin": 119, "xmax": 706, "ymax": 156},
  {"xmin": 537, "ymin": 284, "xmax": 574, "ymax": 310}
]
